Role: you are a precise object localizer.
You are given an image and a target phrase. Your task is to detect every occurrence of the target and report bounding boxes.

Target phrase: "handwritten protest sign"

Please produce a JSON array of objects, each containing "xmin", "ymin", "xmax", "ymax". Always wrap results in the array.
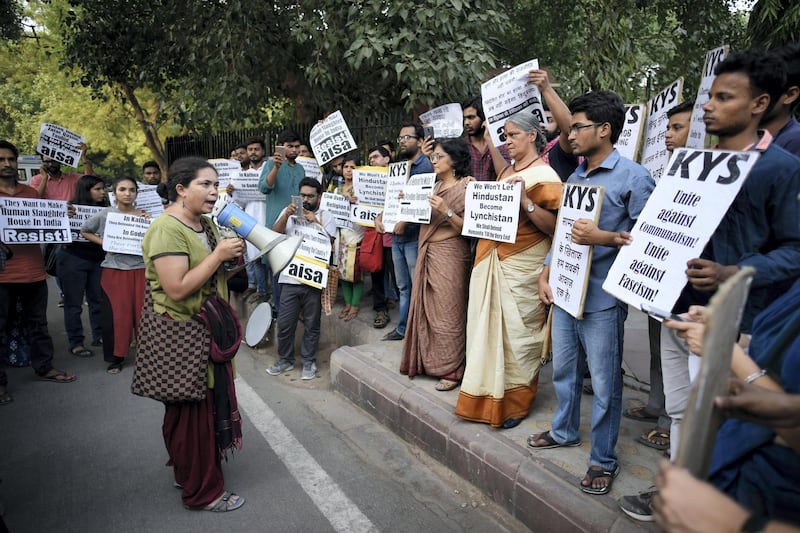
[
  {"xmin": 297, "ymin": 156, "xmax": 323, "ymax": 183},
  {"xmin": 109, "ymin": 184, "xmax": 163, "ymax": 218},
  {"xmin": 550, "ymin": 184, "xmax": 605, "ymax": 318},
  {"xmin": 481, "ymin": 59, "xmax": 547, "ymax": 148},
  {"xmin": 0, "ymin": 198, "xmax": 71, "ymax": 243},
  {"xmin": 210, "ymin": 159, "xmax": 241, "ymax": 191},
  {"xmin": 603, "ymin": 147, "xmax": 759, "ymax": 311},
  {"xmin": 461, "ymin": 181, "xmax": 520, "ymax": 243},
  {"xmin": 231, "ymin": 168, "xmax": 263, "ymax": 204},
  {"xmin": 352, "ymin": 166, "xmax": 388, "ymax": 227},
  {"xmin": 69, "ymin": 205, "xmax": 105, "ymax": 242},
  {"xmin": 279, "ymin": 220, "xmax": 331, "ymax": 289},
  {"xmin": 36, "ymin": 123, "xmax": 84, "ymax": 167},
  {"xmin": 102, "ymin": 212, "xmax": 150, "ymax": 255},
  {"xmin": 320, "ymin": 192, "xmax": 353, "ymax": 230},
  {"xmin": 616, "ymin": 104, "xmax": 647, "ymax": 162},
  {"xmin": 382, "ymin": 161, "xmax": 410, "ymax": 233},
  {"xmin": 687, "ymin": 46, "xmax": 728, "ymax": 149},
  {"xmin": 641, "ymin": 78, "xmax": 684, "ymax": 182},
  {"xmin": 309, "ymin": 111, "xmax": 357, "ymax": 167},
  {"xmin": 398, "ymin": 173, "xmax": 436, "ymax": 224},
  {"xmin": 419, "ymin": 103, "xmax": 464, "ymax": 139}
]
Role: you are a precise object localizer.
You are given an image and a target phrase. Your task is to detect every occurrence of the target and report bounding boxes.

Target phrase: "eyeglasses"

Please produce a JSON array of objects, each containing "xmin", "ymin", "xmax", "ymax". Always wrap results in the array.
[
  {"xmin": 299, "ymin": 193, "xmax": 318, "ymax": 199},
  {"xmin": 430, "ymin": 153, "xmax": 448, "ymax": 162},
  {"xmin": 397, "ymin": 135, "xmax": 418, "ymax": 143},
  {"xmin": 568, "ymin": 123, "xmax": 603, "ymax": 135}
]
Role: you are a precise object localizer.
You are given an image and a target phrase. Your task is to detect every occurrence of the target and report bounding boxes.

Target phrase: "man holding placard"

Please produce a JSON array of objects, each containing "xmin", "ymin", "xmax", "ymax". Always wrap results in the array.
[
  {"xmin": 31, "ymin": 142, "xmax": 94, "ymax": 201},
  {"xmin": 530, "ymin": 92, "xmax": 654, "ymax": 497}
]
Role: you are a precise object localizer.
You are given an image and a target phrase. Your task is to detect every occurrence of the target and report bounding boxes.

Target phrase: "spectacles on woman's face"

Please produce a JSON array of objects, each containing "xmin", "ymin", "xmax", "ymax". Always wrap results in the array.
[{"xmin": 430, "ymin": 152, "xmax": 448, "ymax": 162}]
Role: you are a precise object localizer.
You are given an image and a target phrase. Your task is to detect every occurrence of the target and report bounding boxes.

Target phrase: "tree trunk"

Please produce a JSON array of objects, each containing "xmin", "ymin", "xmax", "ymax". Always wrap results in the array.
[{"xmin": 121, "ymin": 82, "xmax": 168, "ymax": 173}]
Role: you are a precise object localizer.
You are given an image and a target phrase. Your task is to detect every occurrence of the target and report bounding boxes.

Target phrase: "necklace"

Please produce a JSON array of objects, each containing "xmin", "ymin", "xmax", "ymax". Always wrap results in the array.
[{"xmin": 512, "ymin": 156, "xmax": 541, "ymax": 173}]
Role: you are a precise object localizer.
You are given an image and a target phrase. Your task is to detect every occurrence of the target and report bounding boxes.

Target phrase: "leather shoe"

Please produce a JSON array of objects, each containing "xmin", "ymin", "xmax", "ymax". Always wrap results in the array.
[{"xmin": 382, "ymin": 329, "xmax": 404, "ymax": 341}]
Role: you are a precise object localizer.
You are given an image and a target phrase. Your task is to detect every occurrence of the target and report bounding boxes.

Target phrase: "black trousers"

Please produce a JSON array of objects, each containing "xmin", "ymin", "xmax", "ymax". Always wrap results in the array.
[{"xmin": 0, "ymin": 281, "xmax": 55, "ymax": 385}]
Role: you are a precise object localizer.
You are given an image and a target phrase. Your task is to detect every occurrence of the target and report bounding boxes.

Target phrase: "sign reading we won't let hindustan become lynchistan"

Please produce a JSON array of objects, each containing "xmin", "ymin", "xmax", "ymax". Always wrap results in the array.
[{"xmin": 461, "ymin": 181, "xmax": 521, "ymax": 243}]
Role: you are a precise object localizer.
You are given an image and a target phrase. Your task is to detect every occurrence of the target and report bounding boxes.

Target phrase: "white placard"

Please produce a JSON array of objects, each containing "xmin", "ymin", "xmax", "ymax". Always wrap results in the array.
[
  {"xmin": 0, "ymin": 198, "xmax": 71, "ymax": 244},
  {"xmin": 319, "ymin": 192, "xmax": 353, "ymax": 230},
  {"xmin": 687, "ymin": 46, "xmax": 728, "ymax": 149},
  {"xmin": 296, "ymin": 156, "xmax": 323, "ymax": 183},
  {"xmin": 481, "ymin": 59, "xmax": 547, "ymax": 148},
  {"xmin": 109, "ymin": 184, "xmax": 163, "ymax": 218},
  {"xmin": 616, "ymin": 104, "xmax": 647, "ymax": 162},
  {"xmin": 550, "ymin": 184, "xmax": 605, "ymax": 318},
  {"xmin": 382, "ymin": 161, "xmax": 410, "ymax": 233},
  {"xmin": 352, "ymin": 166, "xmax": 388, "ymax": 227},
  {"xmin": 210, "ymin": 159, "xmax": 241, "ymax": 191},
  {"xmin": 69, "ymin": 205, "xmax": 105, "ymax": 242},
  {"xmin": 231, "ymin": 168, "xmax": 264, "ymax": 204},
  {"xmin": 461, "ymin": 181, "xmax": 521, "ymax": 243},
  {"xmin": 602, "ymin": 148, "xmax": 759, "ymax": 311},
  {"xmin": 279, "ymin": 219, "xmax": 331, "ymax": 289},
  {"xmin": 641, "ymin": 78, "xmax": 684, "ymax": 183},
  {"xmin": 36, "ymin": 123, "xmax": 84, "ymax": 167},
  {"xmin": 398, "ymin": 173, "xmax": 436, "ymax": 224},
  {"xmin": 102, "ymin": 211, "xmax": 150, "ymax": 255},
  {"xmin": 419, "ymin": 103, "xmax": 464, "ymax": 139},
  {"xmin": 309, "ymin": 111, "xmax": 358, "ymax": 167}
]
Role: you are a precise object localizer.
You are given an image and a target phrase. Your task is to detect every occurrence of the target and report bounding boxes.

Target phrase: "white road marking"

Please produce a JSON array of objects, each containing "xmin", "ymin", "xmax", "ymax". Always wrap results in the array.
[{"xmin": 236, "ymin": 378, "xmax": 378, "ymax": 533}]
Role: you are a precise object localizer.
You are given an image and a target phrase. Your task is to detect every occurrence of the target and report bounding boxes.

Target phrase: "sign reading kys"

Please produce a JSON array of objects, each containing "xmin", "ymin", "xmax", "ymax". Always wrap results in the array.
[
  {"xmin": 481, "ymin": 59, "xmax": 547, "ymax": 148},
  {"xmin": 616, "ymin": 104, "xmax": 647, "ymax": 162},
  {"xmin": 0, "ymin": 197, "xmax": 71, "ymax": 243},
  {"xmin": 381, "ymin": 161, "xmax": 409, "ymax": 233},
  {"xmin": 640, "ymin": 78, "xmax": 684, "ymax": 182},
  {"xmin": 603, "ymin": 147, "xmax": 759, "ymax": 311},
  {"xmin": 461, "ymin": 181, "xmax": 521, "ymax": 243},
  {"xmin": 279, "ymin": 219, "xmax": 332, "ymax": 289},
  {"xmin": 687, "ymin": 46, "xmax": 728, "ymax": 149}
]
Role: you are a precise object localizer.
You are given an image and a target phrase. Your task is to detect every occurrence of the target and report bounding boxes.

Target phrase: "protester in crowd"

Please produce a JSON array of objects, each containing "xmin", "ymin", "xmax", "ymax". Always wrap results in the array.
[
  {"xmin": 298, "ymin": 143, "xmax": 312, "ymax": 158},
  {"xmin": 334, "ymin": 154, "xmax": 364, "ymax": 321},
  {"xmin": 366, "ymin": 145, "xmax": 397, "ymax": 329},
  {"xmin": 81, "ymin": 177, "xmax": 148, "ymax": 374},
  {"xmin": 58, "ymin": 175, "xmax": 107, "ymax": 357},
  {"xmin": 0, "ymin": 139, "xmax": 76, "ymax": 405},
  {"xmin": 663, "ymin": 100, "xmax": 694, "ymax": 153},
  {"xmin": 230, "ymin": 144, "xmax": 247, "ymax": 168},
  {"xmin": 375, "ymin": 122, "xmax": 433, "ymax": 341},
  {"xmin": 461, "ymin": 95, "xmax": 511, "ymax": 181},
  {"xmin": 30, "ymin": 142, "xmax": 94, "ymax": 200},
  {"xmin": 267, "ymin": 177, "xmax": 337, "ymax": 380},
  {"xmin": 399, "ymin": 138, "xmax": 471, "ymax": 391},
  {"xmin": 142, "ymin": 161, "xmax": 161, "ymax": 185},
  {"xmin": 542, "ymin": 107, "xmax": 559, "ymax": 142},
  {"xmin": 529, "ymin": 92, "xmax": 655, "ymax": 497},
  {"xmin": 763, "ymin": 44, "xmax": 800, "ymax": 155},
  {"xmin": 454, "ymin": 112, "xmax": 562, "ymax": 427},
  {"xmin": 141, "ymin": 157, "xmax": 246, "ymax": 512},
  {"xmin": 377, "ymin": 139, "xmax": 396, "ymax": 160},
  {"xmin": 621, "ymin": 50, "xmax": 800, "ymax": 521}
]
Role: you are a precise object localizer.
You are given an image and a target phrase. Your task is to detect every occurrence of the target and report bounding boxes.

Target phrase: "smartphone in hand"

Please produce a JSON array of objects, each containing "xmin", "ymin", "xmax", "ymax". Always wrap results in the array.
[
  {"xmin": 641, "ymin": 304, "xmax": 684, "ymax": 322},
  {"xmin": 423, "ymin": 125, "xmax": 435, "ymax": 140},
  {"xmin": 276, "ymin": 146, "xmax": 286, "ymax": 160}
]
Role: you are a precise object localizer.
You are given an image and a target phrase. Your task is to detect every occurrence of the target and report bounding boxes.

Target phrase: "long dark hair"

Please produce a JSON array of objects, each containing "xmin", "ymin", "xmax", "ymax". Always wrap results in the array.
[{"xmin": 70, "ymin": 175, "xmax": 108, "ymax": 206}]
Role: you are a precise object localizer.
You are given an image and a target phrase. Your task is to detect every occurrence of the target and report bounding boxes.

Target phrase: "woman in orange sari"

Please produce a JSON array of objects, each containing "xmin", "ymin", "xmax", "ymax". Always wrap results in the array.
[
  {"xmin": 400, "ymin": 138, "xmax": 472, "ymax": 391},
  {"xmin": 455, "ymin": 112, "xmax": 563, "ymax": 429}
]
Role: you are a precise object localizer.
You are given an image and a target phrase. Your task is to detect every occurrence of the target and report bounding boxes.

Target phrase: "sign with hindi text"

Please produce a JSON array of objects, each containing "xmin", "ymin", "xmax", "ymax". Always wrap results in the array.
[
  {"xmin": 687, "ymin": 46, "xmax": 728, "ymax": 149},
  {"xmin": 102, "ymin": 212, "xmax": 150, "ymax": 255},
  {"xmin": 461, "ymin": 181, "xmax": 521, "ymax": 243},
  {"xmin": 309, "ymin": 111, "xmax": 357, "ymax": 167},
  {"xmin": 641, "ymin": 78, "xmax": 683, "ymax": 182},
  {"xmin": 36, "ymin": 123, "xmax": 84, "ymax": 167},
  {"xmin": 398, "ymin": 173, "xmax": 436, "ymax": 224},
  {"xmin": 381, "ymin": 161, "xmax": 410, "ymax": 233},
  {"xmin": 481, "ymin": 59, "xmax": 547, "ymax": 148},
  {"xmin": 0, "ymin": 198, "xmax": 71, "ymax": 244},
  {"xmin": 419, "ymin": 103, "xmax": 464, "ymax": 139}
]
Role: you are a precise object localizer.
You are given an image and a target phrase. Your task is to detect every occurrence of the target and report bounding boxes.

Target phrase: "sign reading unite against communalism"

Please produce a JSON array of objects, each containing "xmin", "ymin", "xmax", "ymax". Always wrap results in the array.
[
  {"xmin": 419, "ymin": 103, "xmax": 464, "ymax": 139},
  {"xmin": 102, "ymin": 212, "xmax": 151, "ymax": 255},
  {"xmin": 640, "ymin": 78, "xmax": 684, "ymax": 182},
  {"xmin": 603, "ymin": 147, "xmax": 760, "ymax": 311},
  {"xmin": 309, "ymin": 111, "xmax": 357, "ymax": 167},
  {"xmin": 0, "ymin": 198, "xmax": 71, "ymax": 243},
  {"xmin": 481, "ymin": 59, "xmax": 547, "ymax": 148},
  {"xmin": 69, "ymin": 205, "xmax": 105, "ymax": 242},
  {"xmin": 279, "ymin": 219, "xmax": 331, "ymax": 290},
  {"xmin": 461, "ymin": 181, "xmax": 521, "ymax": 243},
  {"xmin": 231, "ymin": 168, "xmax": 263, "ymax": 204},
  {"xmin": 687, "ymin": 45, "xmax": 728, "ymax": 149},
  {"xmin": 381, "ymin": 161, "xmax": 409, "ymax": 233},
  {"xmin": 36, "ymin": 123, "xmax": 85, "ymax": 167},
  {"xmin": 352, "ymin": 166, "xmax": 388, "ymax": 227},
  {"xmin": 210, "ymin": 158, "xmax": 241, "ymax": 191},
  {"xmin": 616, "ymin": 104, "xmax": 647, "ymax": 162},
  {"xmin": 397, "ymin": 173, "xmax": 436, "ymax": 224},
  {"xmin": 319, "ymin": 192, "xmax": 353, "ymax": 230},
  {"xmin": 549, "ymin": 184, "xmax": 605, "ymax": 318},
  {"xmin": 296, "ymin": 156, "xmax": 323, "ymax": 183}
]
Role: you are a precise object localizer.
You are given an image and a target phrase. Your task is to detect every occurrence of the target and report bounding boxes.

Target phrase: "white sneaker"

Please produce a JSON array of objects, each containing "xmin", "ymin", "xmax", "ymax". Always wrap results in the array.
[
  {"xmin": 301, "ymin": 362, "xmax": 317, "ymax": 380},
  {"xmin": 266, "ymin": 361, "xmax": 294, "ymax": 376}
]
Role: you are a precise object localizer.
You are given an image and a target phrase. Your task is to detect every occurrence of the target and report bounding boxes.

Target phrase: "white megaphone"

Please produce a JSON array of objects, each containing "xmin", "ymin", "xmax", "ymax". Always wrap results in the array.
[{"xmin": 211, "ymin": 199, "xmax": 302, "ymax": 274}]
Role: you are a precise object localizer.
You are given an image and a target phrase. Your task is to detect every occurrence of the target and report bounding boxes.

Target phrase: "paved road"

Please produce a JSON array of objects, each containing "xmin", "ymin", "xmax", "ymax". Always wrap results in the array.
[{"xmin": 0, "ymin": 285, "xmax": 526, "ymax": 533}]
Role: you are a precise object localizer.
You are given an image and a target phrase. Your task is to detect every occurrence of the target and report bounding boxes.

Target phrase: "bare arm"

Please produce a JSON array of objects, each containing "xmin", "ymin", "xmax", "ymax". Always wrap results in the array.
[{"xmin": 529, "ymin": 69, "xmax": 573, "ymax": 154}]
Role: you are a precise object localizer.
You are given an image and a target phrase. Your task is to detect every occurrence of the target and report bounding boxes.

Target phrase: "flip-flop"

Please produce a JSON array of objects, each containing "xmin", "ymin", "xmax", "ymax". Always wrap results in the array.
[
  {"xmin": 623, "ymin": 406, "xmax": 659, "ymax": 422},
  {"xmin": 580, "ymin": 464, "xmax": 620, "ymax": 495},
  {"xmin": 434, "ymin": 379, "xmax": 459, "ymax": 391},
  {"xmin": 70, "ymin": 346, "xmax": 93, "ymax": 358},
  {"xmin": 37, "ymin": 369, "xmax": 76, "ymax": 383},
  {"xmin": 107, "ymin": 362, "xmax": 123, "ymax": 375},
  {"xmin": 185, "ymin": 491, "xmax": 245, "ymax": 512},
  {"xmin": 636, "ymin": 428, "xmax": 670, "ymax": 450},
  {"xmin": 527, "ymin": 430, "xmax": 582, "ymax": 449}
]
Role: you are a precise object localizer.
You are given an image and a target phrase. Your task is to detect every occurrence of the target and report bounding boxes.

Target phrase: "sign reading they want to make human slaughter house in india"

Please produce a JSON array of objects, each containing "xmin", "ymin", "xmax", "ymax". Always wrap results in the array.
[
  {"xmin": 461, "ymin": 181, "xmax": 521, "ymax": 243},
  {"xmin": 602, "ymin": 147, "xmax": 759, "ymax": 312},
  {"xmin": 0, "ymin": 198, "xmax": 71, "ymax": 243}
]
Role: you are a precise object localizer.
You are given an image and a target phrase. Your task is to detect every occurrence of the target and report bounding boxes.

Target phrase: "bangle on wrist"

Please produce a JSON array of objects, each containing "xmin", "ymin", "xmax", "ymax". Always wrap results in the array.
[{"xmin": 743, "ymin": 369, "xmax": 768, "ymax": 384}]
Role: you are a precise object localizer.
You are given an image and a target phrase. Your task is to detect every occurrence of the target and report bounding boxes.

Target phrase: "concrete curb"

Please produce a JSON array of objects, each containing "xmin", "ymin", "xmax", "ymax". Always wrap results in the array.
[{"xmin": 332, "ymin": 345, "xmax": 653, "ymax": 532}]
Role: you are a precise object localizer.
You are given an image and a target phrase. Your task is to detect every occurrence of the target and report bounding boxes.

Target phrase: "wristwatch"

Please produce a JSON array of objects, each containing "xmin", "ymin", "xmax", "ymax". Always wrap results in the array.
[
  {"xmin": 526, "ymin": 202, "xmax": 536, "ymax": 213},
  {"xmin": 446, "ymin": 208, "xmax": 454, "ymax": 218}
]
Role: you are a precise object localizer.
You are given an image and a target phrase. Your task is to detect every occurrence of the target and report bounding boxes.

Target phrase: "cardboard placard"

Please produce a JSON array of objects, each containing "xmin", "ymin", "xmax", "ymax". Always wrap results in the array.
[
  {"xmin": 640, "ymin": 78, "xmax": 684, "ymax": 182},
  {"xmin": 0, "ymin": 198, "xmax": 71, "ymax": 244},
  {"xmin": 481, "ymin": 59, "xmax": 547, "ymax": 147},
  {"xmin": 36, "ymin": 123, "xmax": 84, "ymax": 167},
  {"xmin": 687, "ymin": 46, "xmax": 728, "ymax": 149},
  {"xmin": 309, "ymin": 111, "xmax": 357, "ymax": 167},
  {"xmin": 102, "ymin": 211, "xmax": 150, "ymax": 255},
  {"xmin": 461, "ymin": 181, "xmax": 521, "ymax": 243}
]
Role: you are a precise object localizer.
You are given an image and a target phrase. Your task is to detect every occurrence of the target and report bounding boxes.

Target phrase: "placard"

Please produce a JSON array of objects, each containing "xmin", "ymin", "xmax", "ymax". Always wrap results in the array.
[
  {"xmin": 0, "ymin": 197, "xmax": 71, "ymax": 243},
  {"xmin": 352, "ymin": 166, "xmax": 388, "ymax": 228},
  {"xmin": 36, "ymin": 123, "xmax": 84, "ymax": 167},
  {"xmin": 461, "ymin": 181, "xmax": 521, "ymax": 243},
  {"xmin": 381, "ymin": 161, "xmax": 410, "ymax": 233},
  {"xmin": 602, "ymin": 148, "xmax": 759, "ymax": 311},
  {"xmin": 320, "ymin": 192, "xmax": 353, "ymax": 230},
  {"xmin": 231, "ymin": 168, "xmax": 264, "ymax": 204},
  {"xmin": 210, "ymin": 158, "xmax": 241, "ymax": 191},
  {"xmin": 687, "ymin": 46, "xmax": 728, "ymax": 149},
  {"xmin": 69, "ymin": 205, "xmax": 105, "ymax": 242},
  {"xmin": 398, "ymin": 173, "xmax": 436, "ymax": 224},
  {"xmin": 279, "ymin": 219, "xmax": 332, "ymax": 289},
  {"xmin": 309, "ymin": 111, "xmax": 357, "ymax": 167},
  {"xmin": 616, "ymin": 104, "xmax": 647, "ymax": 162},
  {"xmin": 640, "ymin": 78, "xmax": 684, "ymax": 182},
  {"xmin": 550, "ymin": 184, "xmax": 605, "ymax": 318},
  {"xmin": 297, "ymin": 156, "xmax": 323, "ymax": 183},
  {"xmin": 481, "ymin": 59, "xmax": 547, "ymax": 147},
  {"xmin": 419, "ymin": 103, "xmax": 464, "ymax": 139},
  {"xmin": 109, "ymin": 184, "xmax": 163, "ymax": 218},
  {"xmin": 102, "ymin": 211, "xmax": 150, "ymax": 255}
]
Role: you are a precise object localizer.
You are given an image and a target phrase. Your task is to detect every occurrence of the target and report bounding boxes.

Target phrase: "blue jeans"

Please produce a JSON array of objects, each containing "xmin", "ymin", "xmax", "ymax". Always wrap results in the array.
[
  {"xmin": 245, "ymin": 259, "xmax": 268, "ymax": 294},
  {"xmin": 391, "ymin": 239, "xmax": 418, "ymax": 336},
  {"xmin": 550, "ymin": 304, "xmax": 626, "ymax": 469},
  {"xmin": 57, "ymin": 250, "xmax": 103, "ymax": 348}
]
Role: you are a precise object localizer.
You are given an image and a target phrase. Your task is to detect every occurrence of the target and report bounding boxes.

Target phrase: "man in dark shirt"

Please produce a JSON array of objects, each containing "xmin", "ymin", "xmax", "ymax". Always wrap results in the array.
[
  {"xmin": 461, "ymin": 96, "xmax": 510, "ymax": 181},
  {"xmin": 762, "ymin": 44, "xmax": 800, "ymax": 155}
]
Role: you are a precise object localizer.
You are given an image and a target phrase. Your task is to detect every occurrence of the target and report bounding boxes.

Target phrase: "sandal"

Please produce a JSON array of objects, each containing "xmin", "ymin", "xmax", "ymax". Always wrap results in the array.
[
  {"xmin": 37, "ymin": 369, "xmax": 76, "ymax": 383},
  {"xmin": 338, "ymin": 306, "xmax": 351, "ymax": 319},
  {"xmin": 636, "ymin": 428, "xmax": 670, "ymax": 451},
  {"xmin": 344, "ymin": 307, "xmax": 360, "ymax": 322},
  {"xmin": 434, "ymin": 379, "xmax": 459, "ymax": 391},
  {"xmin": 527, "ymin": 430, "xmax": 581, "ymax": 449},
  {"xmin": 373, "ymin": 310, "xmax": 390, "ymax": 329},
  {"xmin": 70, "ymin": 345, "xmax": 93, "ymax": 358},
  {"xmin": 186, "ymin": 491, "xmax": 245, "ymax": 512},
  {"xmin": 623, "ymin": 406, "xmax": 659, "ymax": 422},
  {"xmin": 580, "ymin": 464, "xmax": 620, "ymax": 495},
  {"xmin": 0, "ymin": 386, "xmax": 13, "ymax": 406},
  {"xmin": 107, "ymin": 362, "xmax": 123, "ymax": 375}
]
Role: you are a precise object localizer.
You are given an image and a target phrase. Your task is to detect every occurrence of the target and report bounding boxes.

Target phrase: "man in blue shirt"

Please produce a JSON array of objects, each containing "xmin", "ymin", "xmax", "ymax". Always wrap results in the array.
[
  {"xmin": 762, "ymin": 44, "xmax": 800, "ymax": 156},
  {"xmin": 529, "ymin": 91, "xmax": 655, "ymax": 497}
]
